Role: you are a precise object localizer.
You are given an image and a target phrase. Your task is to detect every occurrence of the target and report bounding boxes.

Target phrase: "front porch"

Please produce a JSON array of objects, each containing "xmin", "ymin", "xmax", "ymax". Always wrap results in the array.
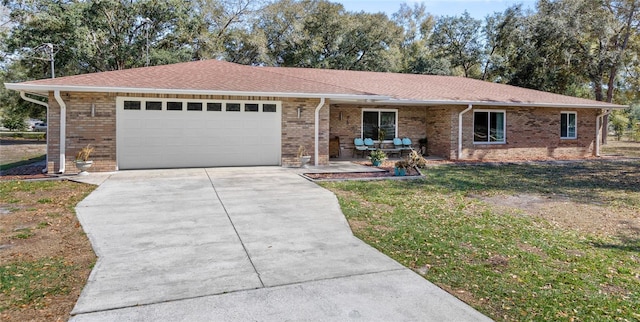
[{"xmin": 327, "ymin": 103, "xmax": 458, "ymax": 162}]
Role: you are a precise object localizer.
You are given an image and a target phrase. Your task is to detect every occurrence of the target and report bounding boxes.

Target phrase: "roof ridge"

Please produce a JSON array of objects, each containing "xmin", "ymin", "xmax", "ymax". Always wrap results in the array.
[{"xmin": 259, "ymin": 66, "xmax": 381, "ymax": 97}]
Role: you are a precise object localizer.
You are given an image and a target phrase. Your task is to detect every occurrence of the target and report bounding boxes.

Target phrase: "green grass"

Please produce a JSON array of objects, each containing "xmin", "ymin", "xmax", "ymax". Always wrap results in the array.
[
  {"xmin": 0, "ymin": 180, "xmax": 61, "ymax": 198},
  {"xmin": 0, "ymin": 132, "xmax": 45, "ymax": 140},
  {"xmin": 0, "ymin": 258, "xmax": 77, "ymax": 311},
  {"xmin": 321, "ymin": 161, "xmax": 640, "ymax": 321},
  {"xmin": 0, "ymin": 180, "xmax": 97, "ymax": 315},
  {"xmin": 11, "ymin": 228, "xmax": 34, "ymax": 239},
  {"xmin": 0, "ymin": 154, "xmax": 46, "ymax": 171}
]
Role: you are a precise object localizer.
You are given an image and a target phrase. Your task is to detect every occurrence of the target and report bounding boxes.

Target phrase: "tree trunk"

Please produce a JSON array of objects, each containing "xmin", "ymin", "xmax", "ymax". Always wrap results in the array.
[{"xmin": 602, "ymin": 0, "xmax": 639, "ymax": 144}]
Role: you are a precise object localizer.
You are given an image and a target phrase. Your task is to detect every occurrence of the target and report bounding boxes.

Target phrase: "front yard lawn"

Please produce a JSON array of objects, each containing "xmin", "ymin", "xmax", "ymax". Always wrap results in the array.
[
  {"xmin": 321, "ymin": 160, "xmax": 640, "ymax": 321},
  {"xmin": 0, "ymin": 180, "xmax": 96, "ymax": 321}
]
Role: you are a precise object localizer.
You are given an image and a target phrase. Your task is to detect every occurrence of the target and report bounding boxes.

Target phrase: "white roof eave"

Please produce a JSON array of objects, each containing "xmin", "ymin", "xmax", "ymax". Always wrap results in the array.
[
  {"xmin": 3, "ymin": 83, "xmax": 390, "ymax": 101},
  {"xmin": 5, "ymin": 83, "xmax": 626, "ymax": 109},
  {"xmin": 332, "ymin": 98, "xmax": 627, "ymax": 109}
]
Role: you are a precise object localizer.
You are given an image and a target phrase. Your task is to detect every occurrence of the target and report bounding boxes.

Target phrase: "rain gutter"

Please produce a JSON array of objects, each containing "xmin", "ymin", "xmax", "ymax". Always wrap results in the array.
[
  {"xmin": 20, "ymin": 91, "xmax": 49, "ymax": 173},
  {"xmin": 53, "ymin": 90, "xmax": 66, "ymax": 173},
  {"xmin": 458, "ymin": 104, "xmax": 473, "ymax": 160},
  {"xmin": 314, "ymin": 97, "xmax": 326, "ymax": 166}
]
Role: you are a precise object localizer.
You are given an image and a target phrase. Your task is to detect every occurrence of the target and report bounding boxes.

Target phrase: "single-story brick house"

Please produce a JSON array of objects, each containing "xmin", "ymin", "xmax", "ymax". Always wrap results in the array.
[{"xmin": 4, "ymin": 59, "xmax": 624, "ymax": 173}]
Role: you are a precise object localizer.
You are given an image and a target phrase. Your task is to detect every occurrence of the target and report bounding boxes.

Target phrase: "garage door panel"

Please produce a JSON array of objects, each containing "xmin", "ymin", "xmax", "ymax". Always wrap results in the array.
[{"xmin": 118, "ymin": 100, "xmax": 281, "ymax": 169}]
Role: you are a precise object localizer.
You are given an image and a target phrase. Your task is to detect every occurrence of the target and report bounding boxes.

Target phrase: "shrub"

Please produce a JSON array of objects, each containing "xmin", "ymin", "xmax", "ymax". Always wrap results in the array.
[{"xmin": 2, "ymin": 115, "xmax": 27, "ymax": 131}]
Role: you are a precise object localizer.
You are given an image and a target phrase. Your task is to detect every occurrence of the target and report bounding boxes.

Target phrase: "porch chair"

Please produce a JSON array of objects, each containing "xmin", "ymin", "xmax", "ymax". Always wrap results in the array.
[
  {"xmin": 353, "ymin": 138, "xmax": 368, "ymax": 158},
  {"xmin": 393, "ymin": 137, "xmax": 407, "ymax": 156},
  {"xmin": 402, "ymin": 138, "xmax": 413, "ymax": 153},
  {"xmin": 364, "ymin": 138, "xmax": 376, "ymax": 152}
]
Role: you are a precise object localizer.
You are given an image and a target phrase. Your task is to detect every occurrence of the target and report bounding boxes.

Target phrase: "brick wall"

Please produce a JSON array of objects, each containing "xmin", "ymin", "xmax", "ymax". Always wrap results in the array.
[
  {"xmin": 329, "ymin": 104, "xmax": 428, "ymax": 157},
  {"xmin": 459, "ymin": 106, "xmax": 599, "ymax": 160},
  {"xmin": 47, "ymin": 92, "xmax": 118, "ymax": 173},
  {"xmin": 425, "ymin": 106, "xmax": 456, "ymax": 158},
  {"xmin": 43, "ymin": 91, "xmax": 600, "ymax": 173},
  {"xmin": 44, "ymin": 92, "xmax": 327, "ymax": 173},
  {"xmin": 280, "ymin": 98, "xmax": 328, "ymax": 167}
]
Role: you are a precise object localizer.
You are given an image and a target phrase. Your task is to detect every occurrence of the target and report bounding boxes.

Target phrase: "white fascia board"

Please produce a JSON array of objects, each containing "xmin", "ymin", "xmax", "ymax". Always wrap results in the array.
[
  {"xmin": 334, "ymin": 98, "xmax": 627, "ymax": 109},
  {"xmin": 3, "ymin": 83, "xmax": 390, "ymax": 101}
]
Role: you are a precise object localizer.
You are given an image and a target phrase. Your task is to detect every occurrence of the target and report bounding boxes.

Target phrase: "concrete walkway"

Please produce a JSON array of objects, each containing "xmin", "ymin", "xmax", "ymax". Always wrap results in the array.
[{"xmin": 70, "ymin": 167, "xmax": 490, "ymax": 321}]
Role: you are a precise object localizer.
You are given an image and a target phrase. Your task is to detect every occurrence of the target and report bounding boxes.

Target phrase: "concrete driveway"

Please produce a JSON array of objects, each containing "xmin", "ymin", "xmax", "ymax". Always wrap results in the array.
[{"xmin": 70, "ymin": 167, "xmax": 490, "ymax": 321}]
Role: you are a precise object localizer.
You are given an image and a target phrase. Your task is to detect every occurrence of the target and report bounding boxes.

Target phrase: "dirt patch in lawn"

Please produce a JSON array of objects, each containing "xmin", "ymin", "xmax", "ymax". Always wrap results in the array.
[
  {"xmin": 478, "ymin": 193, "xmax": 640, "ymax": 239},
  {"xmin": 0, "ymin": 180, "xmax": 96, "ymax": 321}
]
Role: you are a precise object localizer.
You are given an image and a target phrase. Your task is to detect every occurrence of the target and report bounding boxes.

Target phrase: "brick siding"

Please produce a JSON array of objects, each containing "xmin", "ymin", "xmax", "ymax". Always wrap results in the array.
[
  {"xmin": 45, "ymin": 92, "xmax": 327, "ymax": 173},
  {"xmin": 280, "ymin": 98, "xmax": 328, "ymax": 167},
  {"xmin": 459, "ymin": 106, "xmax": 598, "ymax": 160},
  {"xmin": 43, "ymin": 91, "xmax": 601, "ymax": 174}
]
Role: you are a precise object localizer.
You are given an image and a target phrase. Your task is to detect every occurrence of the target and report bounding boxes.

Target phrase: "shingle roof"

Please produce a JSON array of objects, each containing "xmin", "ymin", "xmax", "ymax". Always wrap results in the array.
[
  {"xmin": 4, "ymin": 59, "xmax": 623, "ymax": 108},
  {"xmin": 262, "ymin": 67, "xmax": 621, "ymax": 107},
  {"xmin": 6, "ymin": 59, "xmax": 371, "ymax": 97}
]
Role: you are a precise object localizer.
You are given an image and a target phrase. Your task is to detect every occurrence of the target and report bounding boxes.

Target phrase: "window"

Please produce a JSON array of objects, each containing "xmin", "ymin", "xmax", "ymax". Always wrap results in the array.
[
  {"xmin": 187, "ymin": 102, "xmax": 203, "ymax": 111},
  {"xmin": 362, "ymin": 110, "xmax": 397, "ymax": 141},
  {"xmin": 167, "ymin": 102, "xmax": 183, "ymax": 111},
  {"xmin": 245, "ymin": 103, "xmax": 259, "ymax": 112},
  {"xmin": 146, "ymin": 101, "xmax": 162, "ymax": 110},
  {"xmin": 474, "ymin": 110, "xmax": 505, "ymax": 143},
  {"xmin": 561, "ymin": 112, "xmax": 577, "ymax": 139},
  {"xmin": 263, "ymin": 104, "xmax": 277, "ymax": 112},
  {"xmin": 226, "ymin": 103, "xmax": 241, "ymax": 112},
  {"xmin": 207, "ymin": 103, "xmax": 222, "ymax": 111},
  {"xmin": 124, "ymin": 100, "xmax": 141, "ymax": 110}
]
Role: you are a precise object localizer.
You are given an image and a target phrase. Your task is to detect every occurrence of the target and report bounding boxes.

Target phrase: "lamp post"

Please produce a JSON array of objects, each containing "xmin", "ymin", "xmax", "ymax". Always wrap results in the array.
[
  {"xmin": 142, "ymin": 18, "xmax": 153, "ymax": 67},
  {"xmin": 46, "ymin": 43, "xmax": 54, "ymax": 78}
]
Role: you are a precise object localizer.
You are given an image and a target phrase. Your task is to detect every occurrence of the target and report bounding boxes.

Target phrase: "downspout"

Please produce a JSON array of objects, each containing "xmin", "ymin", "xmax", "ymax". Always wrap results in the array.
[
  {"xmin": 595, "ymin": 109, "xmax": 612, "ymax": 157},
  {"xmin": 54, "ymin": 90, "xmax": 66, "ymax": 173},
  {"xmin": 458, "ymin": 104, "xmax": 473, "ymax": 160},
  {"xmin": 314, "ymin": 97, "xmax": 326, "ymax": 167},
  {"xmin": 20, "ymin": 91, "xmax": 49, "ymax": 173}
]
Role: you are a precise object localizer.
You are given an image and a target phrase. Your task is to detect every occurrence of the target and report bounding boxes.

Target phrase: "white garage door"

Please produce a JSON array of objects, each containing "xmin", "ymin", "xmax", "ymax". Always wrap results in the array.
[{"xmin": 116, "ymin": 98, "xmax": 281, "ymax": 169}]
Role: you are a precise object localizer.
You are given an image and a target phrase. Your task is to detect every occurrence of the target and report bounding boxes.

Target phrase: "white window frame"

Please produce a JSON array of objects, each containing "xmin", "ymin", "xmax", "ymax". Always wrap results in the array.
[
  {"xmin": 361, "ymin": 109, "xmax": 398, "ymax": 142},
  {"xmin": 560, "ymin": 111, "xmax": 577, "ymax": 139},
  {"xmin": 117, "ymin": 97, "xmax": 281, "ymax": 113},
  {"xmin": 473, "ymin": 109, "xmax": 506, "ymax": 144}
]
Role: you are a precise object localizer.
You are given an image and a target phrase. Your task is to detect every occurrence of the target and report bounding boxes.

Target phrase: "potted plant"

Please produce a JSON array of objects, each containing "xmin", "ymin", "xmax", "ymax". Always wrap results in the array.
[
  {"xmin": 297, "ymin": 145, "xmax": 311, "ymax": 168},
  {"xmin": 394, "ymin": 160, "xmax": 409, "ymax": 176},
  {"xmin": 377, "ymin": 127, "xmax": 387, "ymax": 143},
  {"xmin": 368, "ymin": 149, "xmax": 387, "ymax": 166},
  {"xmin": 75, "ymin": 144, "xmax": 94, "ymax": 175}
]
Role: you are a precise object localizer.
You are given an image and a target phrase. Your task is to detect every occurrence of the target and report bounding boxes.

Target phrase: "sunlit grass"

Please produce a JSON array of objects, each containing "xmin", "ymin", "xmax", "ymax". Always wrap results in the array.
[{"xmin": 322, "ymin": 161, "xmax": 640, "ymax": 321}]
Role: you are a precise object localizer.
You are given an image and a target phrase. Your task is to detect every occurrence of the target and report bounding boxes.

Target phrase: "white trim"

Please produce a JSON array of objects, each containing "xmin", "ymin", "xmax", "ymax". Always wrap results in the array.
[
  {"xmin": 3, "ymin": 83, "xmax": 389, "ymax": 101},
  {"xmin": 19, "ymin": 92, "xmax": 49, "ymax": 172},
  {"xmin": 458, "ymin": 104, "xmax": 473, "ymax": 160},
  {"xmin": 361, "ymin": 108, "xmax": 398, "ymax": 141},
  {"xmin": 314, "ymin": 98, "xmax": 326, "ymax": 167},
  {"xmin": 19, "ymin": 91, "xmax": 48, "ymax": 107},
  {"xmin": 54, "ymin": 90, "xmax": 66, "ymax": 174},
  {"xmin": 6, "ymin": 82, "xmax": 627, "ymax": 109},
  {"xmin": 473, "ymin": 109, "xmax": 506, "ymax": 144},
  {"xmin": 560, "ymin": 111, "xmax": 578, "ymax": 140},
  {"xmin": 333, "ymin": 98, "xmax": 626, "ymax": 109},
  {"xmin": 117, "ymin": 97, "xmax": 281, "ymax": 113}
]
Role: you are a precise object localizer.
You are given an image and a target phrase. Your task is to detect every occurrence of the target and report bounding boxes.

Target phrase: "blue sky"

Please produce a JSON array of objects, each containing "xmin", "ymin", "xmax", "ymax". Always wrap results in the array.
[{"xmin": 338, "ymin": 0, "xmax": 537, "ymax": 19}]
